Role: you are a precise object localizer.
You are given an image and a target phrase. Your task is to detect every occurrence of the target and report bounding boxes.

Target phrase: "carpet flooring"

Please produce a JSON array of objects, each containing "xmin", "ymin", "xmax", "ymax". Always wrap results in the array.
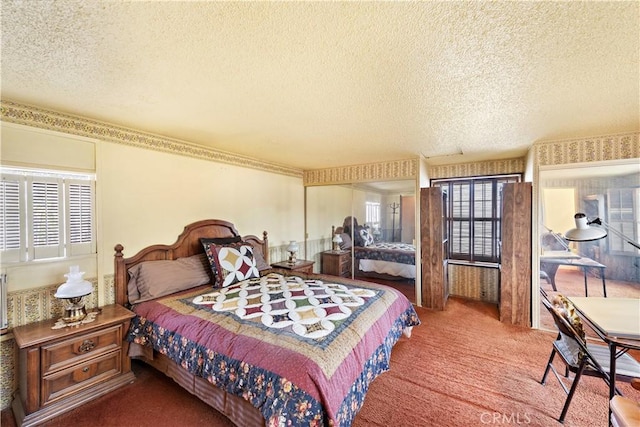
[{"xmin": 2, "ymin": 296, "xmax": 638, "ymax": 427}]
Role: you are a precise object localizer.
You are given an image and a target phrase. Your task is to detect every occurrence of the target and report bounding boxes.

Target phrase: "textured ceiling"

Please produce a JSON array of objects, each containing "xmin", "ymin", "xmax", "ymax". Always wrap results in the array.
[{"xmin": 1, "ymin": 1, "xmax": 638, "ymax": 169}]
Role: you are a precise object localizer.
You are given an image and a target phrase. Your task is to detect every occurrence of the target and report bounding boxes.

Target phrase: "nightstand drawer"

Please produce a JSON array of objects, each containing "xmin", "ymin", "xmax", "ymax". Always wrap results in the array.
[
  {"xmin": 42, "ymin": 350, "xmax": 122, "ymax": 406},
  {"xmin": 42, "ymin": 324, "xmax": 123, "ymax": 374},
  {"xmin": 321, "ymin": 251, "xmax": 351, "ymax": 277},
  {"xmin": 339, "ymin": 257, "xmax": 352, "ymax": 273}
]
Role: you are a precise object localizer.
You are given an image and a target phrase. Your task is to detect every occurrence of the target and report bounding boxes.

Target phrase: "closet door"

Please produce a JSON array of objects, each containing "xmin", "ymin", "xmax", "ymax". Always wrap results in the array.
[
  {"xmin": 400, "ymin": 195, "xmax": 415, "ymax": 244},
  {"xmin": 420, "ymin": 187, "xmax": 447, "ymax": 310},
  {"xmin": 500, "ymin": 182, "xmax": 532, "ymax": 327}
]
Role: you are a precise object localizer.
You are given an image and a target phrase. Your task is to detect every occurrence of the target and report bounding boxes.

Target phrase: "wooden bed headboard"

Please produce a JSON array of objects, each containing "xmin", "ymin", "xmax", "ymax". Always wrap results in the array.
[{"xmin": 114, "ymin": 219, "xmax": 268, "ymax": 306}]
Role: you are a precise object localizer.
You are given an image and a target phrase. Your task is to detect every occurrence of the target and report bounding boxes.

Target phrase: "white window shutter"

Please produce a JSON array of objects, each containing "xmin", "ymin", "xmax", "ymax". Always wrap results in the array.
[
  {"xmin": 0, "ymin": 175, "xmax": 24, "ymax": 262},
  {"xmin": 2, "ymin": 168, "xmax": 96, "ymax": 263},
  {"xmin": 66, "ymin": 180, "xmax": 95, "ymax": 255},
  {"xmin": 28, "ymin": 177, "xmax": 64, "ymax": 260}
]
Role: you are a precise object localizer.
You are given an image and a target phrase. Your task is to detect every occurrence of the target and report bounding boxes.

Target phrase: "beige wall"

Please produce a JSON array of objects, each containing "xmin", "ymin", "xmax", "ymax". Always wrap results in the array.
[
  {"xmin": 98, "ymin": 141, "xmax": 304, "ymax": 274},
  {"xmin": 1, "ymin": 123, "xmax": 96, "ymax": 172},
  {"xmin": 305, "ymin": 185, "xmax": 353, "ymax": 241},
  {"xmin": 0, "ymin": 125, "xmax": 304, "ymax": 295},
  {"xmin": 0, "ymin": 122, "xmax": 305, "ymax": 410}
]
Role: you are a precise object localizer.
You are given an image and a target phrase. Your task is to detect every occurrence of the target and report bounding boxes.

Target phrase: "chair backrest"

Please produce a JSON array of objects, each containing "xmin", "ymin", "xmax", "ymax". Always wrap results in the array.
[
  {"xmin": 542, "ymin": 297, "xmax": 589, "ymax": 365},
  {"xmin": 544, "ymin": 300, "xmax": 584, "ymax": 340}
]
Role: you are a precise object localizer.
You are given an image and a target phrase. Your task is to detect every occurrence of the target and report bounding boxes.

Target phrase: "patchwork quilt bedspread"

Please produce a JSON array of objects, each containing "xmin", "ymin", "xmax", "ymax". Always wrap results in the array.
[
  {"xmin": 354, "ymin": 242, "xmax": 416, "ymax": 265},
  {"xmin": 128, "ymin": 272, "xmax": 420, "ymax": 426}
]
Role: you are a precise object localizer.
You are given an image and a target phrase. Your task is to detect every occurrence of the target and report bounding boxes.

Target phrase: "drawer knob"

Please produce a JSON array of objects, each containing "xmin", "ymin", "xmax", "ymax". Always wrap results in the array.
[
  {"xmin": 78, "ymin": 339, "xmax": 96, "ymax": 354},
  {"xmin": 82, "ymin": 366, "xmax": 90, "ymax": 373}
]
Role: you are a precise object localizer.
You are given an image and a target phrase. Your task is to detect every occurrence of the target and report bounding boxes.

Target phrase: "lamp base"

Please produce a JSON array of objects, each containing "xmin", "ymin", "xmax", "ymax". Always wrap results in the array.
[
  {"xmin": 61, "ymin": 297, "xmax": 87, "ymax": 323},
  {"xmin": 288, "ymin": 253, "xmax": 297, "ymax": 265}
]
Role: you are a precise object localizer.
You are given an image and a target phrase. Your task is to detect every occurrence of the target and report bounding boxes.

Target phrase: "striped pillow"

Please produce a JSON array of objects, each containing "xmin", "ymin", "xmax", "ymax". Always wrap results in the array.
[{"xmin": 127, "ymin": 253, "xmax": 210, "ymax": 304}]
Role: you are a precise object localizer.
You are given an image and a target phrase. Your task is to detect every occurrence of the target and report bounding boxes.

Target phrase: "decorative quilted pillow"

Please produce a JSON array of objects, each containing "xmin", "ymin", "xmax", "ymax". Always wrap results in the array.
[
  {"xmin": 245, "ymin": 241, "xmax": 270, "ymax": 271},
  {"xmin": 201, "ymin": 240, "xmax": 260, "ymax": 287},
  {"xmin": 359, "ymin": 228, "xmax": 375, "ymax": 246}
]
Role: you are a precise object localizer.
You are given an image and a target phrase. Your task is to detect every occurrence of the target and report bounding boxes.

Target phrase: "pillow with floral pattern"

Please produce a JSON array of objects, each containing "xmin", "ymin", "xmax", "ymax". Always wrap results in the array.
[{"xmin": 201, "ymin": 240, "xmax": 259, "ymax": 287}]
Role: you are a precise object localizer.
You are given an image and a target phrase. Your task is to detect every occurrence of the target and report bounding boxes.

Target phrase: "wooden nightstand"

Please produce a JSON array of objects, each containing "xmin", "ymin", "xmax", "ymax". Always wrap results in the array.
[
  {"xmin": 321, "ymin": 250, "xmax": 352, "ymax": 277},
  {"xmin": 12, "ymin": 304, "xmax": 135, "ymax": 427},
  {"xmin": 271, "ymin": 260, "xmax": 315, "ymax": 274}
]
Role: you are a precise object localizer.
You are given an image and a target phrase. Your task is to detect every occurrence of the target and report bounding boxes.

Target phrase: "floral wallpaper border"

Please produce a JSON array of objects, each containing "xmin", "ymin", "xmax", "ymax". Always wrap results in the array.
[
  {"xmin": 0, "ymin": 340, "xmax": 14, "ymax": 410},
  {"xmin": 428, "ymin": 157, "xmax": 526, "ymax": 179},
  {"xmin": 5, "ymin": 279, "xmax": 99, "ymax": 329},
  {"xmin": 303, "ymin": 158, "xmax": 419, "ymax": 186},
  {"xmin": 0, "ymin": 100, "xmax": 303, "ymax": 179},
  {"xmin": 533, "ymin": 132, "xmax": 639, "ymax": 166}
]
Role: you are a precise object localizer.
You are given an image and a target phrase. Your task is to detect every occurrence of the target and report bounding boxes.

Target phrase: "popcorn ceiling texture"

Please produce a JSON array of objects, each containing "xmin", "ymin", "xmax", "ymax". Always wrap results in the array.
[{"xmin": 2, "ymin": 1, "xmax": 638, "ymax": 169}]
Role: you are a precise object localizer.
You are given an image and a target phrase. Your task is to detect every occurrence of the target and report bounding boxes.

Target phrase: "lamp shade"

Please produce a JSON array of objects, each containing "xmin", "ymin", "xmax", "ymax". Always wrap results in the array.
[
  {"xmin": 55, "ymin": 266, "xmax": 93, "ymax": 299},
  {"xmin": 332, "ymin": 234, "xmax": 343, "ymax": 244},
  {"xmin": 564, "ymin": 213, "xmax": 607, "ymax": 242},
  {"xmin": 286, "ymin": 240, "xmax": 299, "ymax": 253}
]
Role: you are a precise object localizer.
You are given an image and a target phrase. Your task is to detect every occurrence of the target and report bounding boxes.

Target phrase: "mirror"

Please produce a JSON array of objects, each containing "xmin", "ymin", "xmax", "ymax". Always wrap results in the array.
[
  {"xmin": 305, "ymin": 180, "xmax": 416, "ymax": 303},
  {"xmin": 538, "ymin": 159, "xmax": 640, "ymax": 330}
]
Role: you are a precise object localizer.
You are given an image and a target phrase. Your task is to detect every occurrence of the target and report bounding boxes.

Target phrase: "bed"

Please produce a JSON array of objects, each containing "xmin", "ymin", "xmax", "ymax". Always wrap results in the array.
[
  {"xmin": 335, "ymin": 218, "xmax": 416, "ymax": 281},
  {"xmin": 114, "ymin": 219, "xmax": 420, "ymax": 426},
  {"xmin": 353, "ymin": 241, "xmax": 416, "ymax": 280}
]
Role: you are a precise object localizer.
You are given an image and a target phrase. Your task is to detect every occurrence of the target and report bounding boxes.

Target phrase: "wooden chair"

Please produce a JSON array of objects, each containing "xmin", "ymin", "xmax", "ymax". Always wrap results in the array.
[
  {"xmin": 611, "ymin": 378, "xmax": 640, "ymax": 427},
  {"xmin": 540, "ymin": 296, "xmax": 640, "ymax": 423}
]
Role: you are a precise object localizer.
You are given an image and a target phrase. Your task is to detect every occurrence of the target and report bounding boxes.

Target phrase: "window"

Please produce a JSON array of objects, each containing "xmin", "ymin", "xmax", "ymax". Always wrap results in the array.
[
  {"xmin": 433, "ymin": 174, "xmax": 520, "ymax": 263},
  {"xmin": 1, "ymin": 168, "xmax": 96, "ymax": 263},
  {"xmin": 365, "ymin": 201, "xmax": 381, "ymax": 229},
  {"xmin": 607, "ymin": 188, "xmax": 640, "ymax": 255}
]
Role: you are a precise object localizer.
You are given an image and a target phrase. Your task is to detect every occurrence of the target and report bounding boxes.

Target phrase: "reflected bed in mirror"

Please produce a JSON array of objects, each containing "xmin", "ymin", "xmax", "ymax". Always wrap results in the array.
[
  {"xmin": 354, "ymin": 242, "xmax": 416, "ymax": 280},
  {"xmin": 347, "ymin": 180, "xmax": 416, "ymax": 282},
  {"xmin": 306, "ymin": 179, "xmax": 417, "ymax": 303}
]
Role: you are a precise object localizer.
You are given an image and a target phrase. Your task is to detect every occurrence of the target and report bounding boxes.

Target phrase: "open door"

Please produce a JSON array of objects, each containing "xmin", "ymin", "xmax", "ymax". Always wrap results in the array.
[
  {"xmin": 420, "ymin": 187, "xmax": 447, "ymax": 310},
  {"xmin": 500, "ymin": 182, "xmax": 532, "ymax": 326}
]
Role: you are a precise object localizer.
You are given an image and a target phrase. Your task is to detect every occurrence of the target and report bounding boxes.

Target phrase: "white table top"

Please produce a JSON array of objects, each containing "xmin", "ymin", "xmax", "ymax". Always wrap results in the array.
[
  {"xmin": 568, "ymin": 297, "xmax": 640, "ymax": 340},
  {"xmin": 541, "ymin": 250, "xmax": 580, "ymax": 259}
]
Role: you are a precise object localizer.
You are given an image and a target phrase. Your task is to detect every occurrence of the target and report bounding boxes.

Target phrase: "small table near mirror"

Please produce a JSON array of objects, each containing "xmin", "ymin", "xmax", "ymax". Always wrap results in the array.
[
  {"xmin": 540, "ymin": 251, "xmax": 607, "ymax": 297},
  {"xmin": 321, "ymin": 250, "xmax": 352, "ymax": 278},
  {"xmin": 271, "ymin": 260, "xmax": 315, "ymax": 274}
]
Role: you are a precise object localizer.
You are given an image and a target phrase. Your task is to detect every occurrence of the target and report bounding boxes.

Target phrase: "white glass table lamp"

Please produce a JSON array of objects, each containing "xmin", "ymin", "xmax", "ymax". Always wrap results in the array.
[
  {"xmin": 286, "ymin": 241, "xmax": 299, "ymax": 264},
  {"xmin": 332, "ymin": 233, "xmax": 343, "ymax": 251},
  {"xmin": 55, "ymin": 266, "xmax": 93, "ymax": 323}
]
